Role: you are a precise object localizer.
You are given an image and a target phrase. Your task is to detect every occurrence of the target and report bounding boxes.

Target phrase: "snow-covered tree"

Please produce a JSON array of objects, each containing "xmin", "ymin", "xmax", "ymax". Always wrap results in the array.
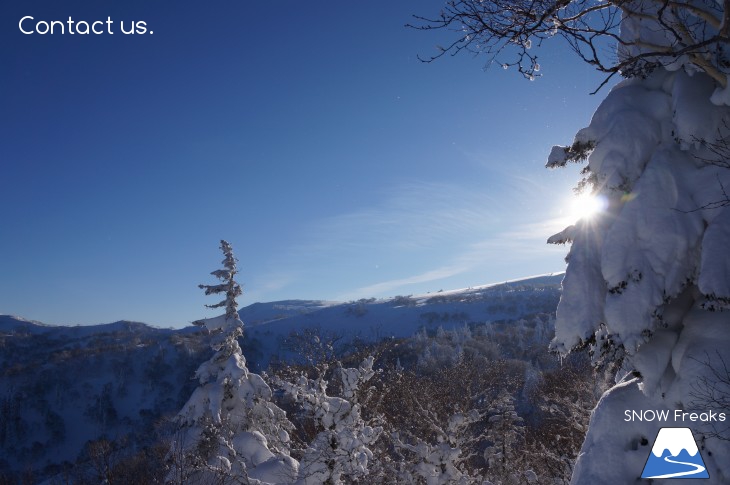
[
  {"xmin": 168, "ymin": 240, "xmax": 298, "ymax": 484},
  {"xmin": 543, "ymin": 50, "xmax": 730, "ymax": 485},
  {"xmin": 483, "ymin": 391, "xmax": 529, "ymax": 485},
  {"xmin": 277, "ymin": 357, "xmax": 382, "ymax": 485},
  {"xmin": 392, "ymin": 409, "xmax": 483, "ymax": 485},
  {"xmin": 416, "ymin": 0, "xmax": 730, "ymax": 481}
]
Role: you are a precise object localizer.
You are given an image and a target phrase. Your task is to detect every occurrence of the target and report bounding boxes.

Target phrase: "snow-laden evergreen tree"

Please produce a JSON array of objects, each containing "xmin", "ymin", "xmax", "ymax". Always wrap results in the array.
[
  {"xmin": 415, "ymin": 0, "xmax": 730, "ymax": 481},
  {"xmin": 277, "ymin": 357, "xmax": 382, "ymax": 485},
  {"xmin": 168, "ymin": 240, "xmax": 298, "ymax": 484},
  {"xmin": 545, "ymin": 69, "xmax": 730, "ymax": 482},
  {"xmin": 541, "ymin": 8, "xmax": 730, "ymax": 479}
]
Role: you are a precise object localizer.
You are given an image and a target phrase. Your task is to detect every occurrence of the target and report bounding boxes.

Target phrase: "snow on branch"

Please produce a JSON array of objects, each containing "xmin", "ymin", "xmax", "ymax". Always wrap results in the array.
[{"xmin": 194, "ymin": 240, "xmax": 244, "ymax": 339}]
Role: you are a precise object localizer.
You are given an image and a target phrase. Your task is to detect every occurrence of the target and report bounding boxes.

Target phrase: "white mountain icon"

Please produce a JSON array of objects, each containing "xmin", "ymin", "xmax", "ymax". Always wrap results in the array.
[{"xmin": 641, "ymin": 427, "xmax": 709, "ymax": 479}]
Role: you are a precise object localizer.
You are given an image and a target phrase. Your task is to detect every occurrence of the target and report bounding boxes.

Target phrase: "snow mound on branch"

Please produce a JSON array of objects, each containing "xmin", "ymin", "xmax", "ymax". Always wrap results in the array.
[
  {"xmin": 551, "ymin": 68, "xmax": 730, "ymax": 355},
  {"xmin": 194, "ymin": 314, "xmax": 241, "ymax": 335}
]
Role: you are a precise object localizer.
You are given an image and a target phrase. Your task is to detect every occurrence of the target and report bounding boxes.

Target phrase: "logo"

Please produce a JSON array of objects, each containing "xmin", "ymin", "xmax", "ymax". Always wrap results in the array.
[{"xmin": 641, "ymin": 428, "xmax": 709, "ymax": 479}]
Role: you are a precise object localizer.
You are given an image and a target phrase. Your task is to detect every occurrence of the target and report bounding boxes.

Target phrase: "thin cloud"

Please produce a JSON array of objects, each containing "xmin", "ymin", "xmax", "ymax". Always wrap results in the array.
[
  {"xmin": 338, "ymin": 218, "xmax": 568, "ymax": 300},
  {"xmin": 259, "ymin": 179, "xmax": 575, "ymax": 302},
  {"xmin": 294, "ymin": 181, "xmax": 502, "ymax": 255},
  {"xmin": 339, "ymin": 264, "xmax": 469, "ymax": 300}
]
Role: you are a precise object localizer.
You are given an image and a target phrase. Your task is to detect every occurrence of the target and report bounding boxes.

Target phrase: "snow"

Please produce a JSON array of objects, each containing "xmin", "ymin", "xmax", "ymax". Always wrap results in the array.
[
  {"xmin": 569, "ymin": 378, "xmax": 657, "ymax": 484},
  {"xmin": 651, "ymin": 428, "xmax": 699, "ymax": 457},
  {"xmin": 232, "ymin": 431, "xmax": 276, "ymax": 466},
  {"xmin": 550, "ymin": 67, "xmax": 730, "ymax": 353},
  {"xmin": 249, "ymin": 455, "xmax": 299, "ymax": 484},
  {"xmin": 698, "ymin": 207, "xmax": 730, "ymax": 302},
  {"xmin": 243, "ymin": 274, "xmax": 563, "ymax": 370},
  {"xmin": 710, "ymin": 81, "xmax": 730, "ymax": 106}
]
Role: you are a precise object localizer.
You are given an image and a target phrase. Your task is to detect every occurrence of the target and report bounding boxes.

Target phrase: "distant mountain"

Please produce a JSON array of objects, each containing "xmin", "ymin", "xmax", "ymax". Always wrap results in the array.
[
  {"xmin": 0, "ymin": 315, "xmax": 53, "ymax": 335},
  {"xmin": 241, "ymin": 273, "xmax": 563, "ymax": 369}
]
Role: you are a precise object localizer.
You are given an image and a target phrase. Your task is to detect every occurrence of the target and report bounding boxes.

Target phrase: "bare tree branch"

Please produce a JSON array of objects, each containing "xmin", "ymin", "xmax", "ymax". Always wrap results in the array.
[{"xmin": 411, "ymin": 0, "xmax": 730, "ymax": 91}]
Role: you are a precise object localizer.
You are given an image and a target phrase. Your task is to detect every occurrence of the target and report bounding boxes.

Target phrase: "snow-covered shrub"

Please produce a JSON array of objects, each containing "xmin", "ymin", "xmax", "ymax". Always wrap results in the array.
[
  {"xmin": 391, "ymin": 295, "xmax": 417, "ymax": 307},
  {"xmin": 276, "ymin": 357, "xmax": 382, "ymax": 485},
  {"xmin": 280, "ymin": 327, "xmax": 342, "ymax": 368},
  {"xmin": 409, "ymin": 325, "xmax": 500, "ymax": 372}
]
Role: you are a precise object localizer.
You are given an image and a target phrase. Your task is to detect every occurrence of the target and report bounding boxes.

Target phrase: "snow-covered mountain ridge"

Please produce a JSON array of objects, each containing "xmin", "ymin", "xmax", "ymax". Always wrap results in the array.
[{"xmin": 240, "ymin": 273, "xmax": 562, "ymax": 369}]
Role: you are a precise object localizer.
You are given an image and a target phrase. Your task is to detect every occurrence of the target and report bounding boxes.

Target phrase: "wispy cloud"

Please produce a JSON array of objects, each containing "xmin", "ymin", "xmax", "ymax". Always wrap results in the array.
[
  {"xmin": 337, "ymin": 216, "xmax": 569, "ymax": 300},
  {"xmin": 497, "ymin": 216, "xmax": 573, "ymax": 242},
  {"xmin": 339, "ymin": 264, "xmax": 470, "ymax": 300},
  {"xmin": 243, "ymin": 271, "xmax": 300, "ymax": 304},
  {"xmin": 293, "ymin": 181, "xmax": 502, "ymax": 256},
  {"xmin": 265, "ymin": 178, "xmax": 574, "ymax": 302}
]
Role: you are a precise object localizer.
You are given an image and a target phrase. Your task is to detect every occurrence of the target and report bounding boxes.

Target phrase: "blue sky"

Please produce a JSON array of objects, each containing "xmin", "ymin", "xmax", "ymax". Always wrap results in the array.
[{"xmin": 1, "ymin": 0, "xmax": 610, "ymax": 327}]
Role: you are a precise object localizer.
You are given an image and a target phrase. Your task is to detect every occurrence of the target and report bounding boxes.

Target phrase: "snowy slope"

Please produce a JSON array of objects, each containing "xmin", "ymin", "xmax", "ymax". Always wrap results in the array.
[{"xmin": 241, "ymin": 274, "xmax": 562, "ymax": 369}]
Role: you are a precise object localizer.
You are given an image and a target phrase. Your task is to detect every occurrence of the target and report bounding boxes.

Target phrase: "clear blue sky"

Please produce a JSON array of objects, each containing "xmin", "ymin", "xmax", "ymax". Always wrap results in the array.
[{"xmin": 1, "ymin": 0, "xmax": 610, "ymax": 327}]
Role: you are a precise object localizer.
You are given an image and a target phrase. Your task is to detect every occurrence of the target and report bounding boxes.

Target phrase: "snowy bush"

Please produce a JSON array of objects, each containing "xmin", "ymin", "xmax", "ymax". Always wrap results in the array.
[{"xmin": 276, "ymin": 357, "xmax": 383, "ymax": 485}]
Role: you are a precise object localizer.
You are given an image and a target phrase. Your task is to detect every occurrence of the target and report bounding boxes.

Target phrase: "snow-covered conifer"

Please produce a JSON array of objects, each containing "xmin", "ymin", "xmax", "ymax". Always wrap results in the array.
[
  {"xmin": 414, "ymin": 0, "xmax": 730, "ymax": 481},
  {"xmin": 540, "ymin": 25, "xmax": 730, "ymax": 485},
  {"xmin": 168, "ymin": 240, "xmax": 297, "ymax": 484},
  {"xmin": 195, "ymin": 239, "xmax": 244, "ymax": 345},
  {"xmin": 483, "ymin": 391, "xmax": 525, "ymax": 484}
]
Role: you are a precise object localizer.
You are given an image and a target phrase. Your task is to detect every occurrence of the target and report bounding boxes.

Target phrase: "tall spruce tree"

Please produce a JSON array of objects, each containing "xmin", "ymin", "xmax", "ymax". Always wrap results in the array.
[{"xmin": 168, "ymin": 240, "xmax": 298, "ymax": 484}]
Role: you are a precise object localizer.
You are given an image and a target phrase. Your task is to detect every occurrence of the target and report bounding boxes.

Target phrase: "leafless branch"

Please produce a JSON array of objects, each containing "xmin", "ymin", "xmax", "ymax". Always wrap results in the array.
[
  {"xmin": 411, "ymin": 0, "xmax": 730, "ymax": 91},
  {"xmin": 690, "ymin": 351, "xmax": 730, "ymax": 440}
]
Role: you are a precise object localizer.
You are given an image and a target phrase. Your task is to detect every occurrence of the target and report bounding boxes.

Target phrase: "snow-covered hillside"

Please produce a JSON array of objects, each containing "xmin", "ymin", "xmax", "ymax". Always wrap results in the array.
[
  {"xmin": 0, "ymin": 316, "xmax": 210, "ymax": 477},
  {"xmin": 242, "ymin": 273, "xmax": 562, "ymax": 369},
  {"xmin": 0, "ymin": 274, "xmax": 562, "ymax": 481}
]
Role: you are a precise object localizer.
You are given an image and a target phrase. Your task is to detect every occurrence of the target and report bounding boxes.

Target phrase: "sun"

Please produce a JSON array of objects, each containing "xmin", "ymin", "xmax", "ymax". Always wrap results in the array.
[{"xmin": 570, "ymin": 191, "xmax": 607, "ymax": 222}]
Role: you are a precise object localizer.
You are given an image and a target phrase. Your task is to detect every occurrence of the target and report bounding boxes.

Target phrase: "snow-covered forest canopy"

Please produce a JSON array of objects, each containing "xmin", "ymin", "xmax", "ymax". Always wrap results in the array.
[{"xmin": 0, "ymin": 244, "xmax": 599, "ymax": 484}]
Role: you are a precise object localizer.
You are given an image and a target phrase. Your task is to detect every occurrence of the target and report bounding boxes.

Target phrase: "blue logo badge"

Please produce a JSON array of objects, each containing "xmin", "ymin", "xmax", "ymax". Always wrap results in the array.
[{"xmin": 641, "ymin": 428, "xmax": 709, "ymax": 479}]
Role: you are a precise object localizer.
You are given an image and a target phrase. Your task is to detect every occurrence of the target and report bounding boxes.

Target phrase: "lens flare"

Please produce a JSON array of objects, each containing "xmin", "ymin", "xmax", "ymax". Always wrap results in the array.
[{"xmin": 570, "ymin": 192, "xmax": 607, "ymax": 221}]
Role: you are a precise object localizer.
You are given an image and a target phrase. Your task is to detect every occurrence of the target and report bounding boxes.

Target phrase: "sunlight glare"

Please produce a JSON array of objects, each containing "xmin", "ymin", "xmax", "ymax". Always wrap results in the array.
[{"xmin": 570, "ymin": 192, "xmax": 607, "ymax": 221}]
